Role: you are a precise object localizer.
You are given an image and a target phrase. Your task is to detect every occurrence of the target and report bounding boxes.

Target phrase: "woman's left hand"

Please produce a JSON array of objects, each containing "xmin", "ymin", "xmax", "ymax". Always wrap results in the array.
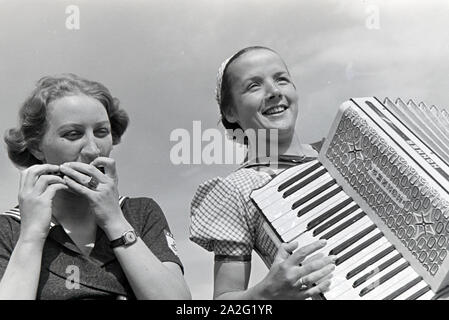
[{"xmin": 59, "ymin": 157, "xmax": 124, "ymax": 230}]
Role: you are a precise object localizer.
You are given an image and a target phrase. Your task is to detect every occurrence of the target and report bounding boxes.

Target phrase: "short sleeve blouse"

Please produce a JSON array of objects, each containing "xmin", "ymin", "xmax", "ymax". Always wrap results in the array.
[
  {"xmin": 0, "ymin": 197, "xmax": 183, "ymax": 299},
  {"xmin": 190, "ymin": 168, "xmax": 279, "ymax": 266}
]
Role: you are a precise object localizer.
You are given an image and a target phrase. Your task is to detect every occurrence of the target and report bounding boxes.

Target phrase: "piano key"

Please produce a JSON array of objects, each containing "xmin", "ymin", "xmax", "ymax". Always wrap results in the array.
[
  {"xmin": 255, "ymin": 170, "xmax": 326, "ymax": 211},
  {"xmin": 277, "ymin": 161, "xmax": 322, "ymax": 192},
  {"xmin": 290, "ymin": 217, "xmax": 374, "ymax": 257},
  {"xmin": 313, "ymin": 204, "xmax": 359, "ymax": 236},
  {"xmin": 329, "ymin": 227, "xmax": 380, "ymax": 260},
  {"xmin": 292, "ymin": 179, "xmax": 337, "ymax": 209},
  {"xmin": 415, "ymin": 289, "xmax": 435, "ymax": 300},
  {"xmin": 335, "ymin": 258, "xmax": 409, "ymax": 300},
  {"xmin": 406, "ymin": 285, "xmax": 432, "ymax": 300},
  {"xmin": 283, "ymin": 167, "xmax": 327, "ymax": 198},
  {"xmin": 329, "ymin": 225, "xmax": 377, "ymax": 256},
  {"xmin": 335, "ymin": 240, "xmax": 392, "ymax": 279},
  {"xmin": 276, "ymin": 199, "xmax": 347, "ymax": 238},
  {"xmin": 359, "ymin": 261, "xmax": 409, "ymax": 297},
  {"xmin": 253, "ymin": 160, "xmax": 318, "ymax": 200},
  {"xmin": 393, "ymin": 280, "xmax": 428, "ymax": 300},
  {"xmin": 285, "ymin": 209, "xmax": 368, "ymax": 246},
  {"xmin": 306, "ymin": 197, "xmax": 354, "ymax": 230},
  {"xmin": 322, "ymin": 235, "xmax": 389, "ymax": 295},
  {"xmin": 336, "ymin": 232, "xmax": 384, "ymax": 265},
  {"xmin": 346, "ymin": 246, "xmax": 395, "ymax": 279},
  {"xmin": 325, "ymin": 236, "xmax": 391, "ymax": 295},
  {"xmin": 353, "ymin": 253, "xmax": 402, "ymax": 288},
  {"xmin": 262, "ymin": 173, "xmax": 333, "ymax": 218},
  {"xmin": 278, "ymin": 194, "xmax": 352, "ymax": 240},
  {"xmin": 320, "ymin": 211, "xmax": 366, "ymax": 241},
  {"xmin": 269, "ymin": 174, "xmax": 335, "ymax": 223},
  {"xmin": 314, "ymin": 216, "xmax": 374, "ymax": 254},
  {"xmin": 363, "ymin": 266, "xmax": 419, "ymax": 300},
  {"xmin": 382, "ymin": 277, "xmax": 422, "ymax": 300},
  {"xmin": 326, "ymin": 239, "xmax": 388, "ymax": 290},
  {"xmin": 296, "ymin": 185, "xmax": 343, "ymax": 214}
]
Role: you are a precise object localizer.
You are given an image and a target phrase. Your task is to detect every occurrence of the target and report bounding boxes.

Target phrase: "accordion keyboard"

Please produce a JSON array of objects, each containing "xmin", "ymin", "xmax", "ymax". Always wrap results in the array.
[{"xmin": 252, "ymin": 160, "xmax": 434, "ymax": 300}]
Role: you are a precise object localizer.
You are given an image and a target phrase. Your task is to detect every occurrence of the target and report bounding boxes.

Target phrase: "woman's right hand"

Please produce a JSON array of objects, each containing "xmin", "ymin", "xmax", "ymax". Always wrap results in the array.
[
  {"xmin": 18, "ymin": 164, "xmax": 68, "ymax": 242},
  {"xmin": 258, "ymin": 240, "xmax": 336, "ymax": 300}
]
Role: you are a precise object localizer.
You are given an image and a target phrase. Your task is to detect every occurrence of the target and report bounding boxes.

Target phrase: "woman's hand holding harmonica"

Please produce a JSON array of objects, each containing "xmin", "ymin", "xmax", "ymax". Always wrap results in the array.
[
  {"xmin": 59, "ymin": 157, "xmax": 127, "ymax": 235},
  {"xmin": 257, "ymin": 240, "xmax": 336, "ymax": 300},
  {"xmin": 18, "ymin": 164, "xmax": 68, "ymax": 242}
]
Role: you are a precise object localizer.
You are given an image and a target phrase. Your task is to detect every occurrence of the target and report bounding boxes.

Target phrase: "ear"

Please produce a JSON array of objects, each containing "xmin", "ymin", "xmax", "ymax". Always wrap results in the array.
[
  {"xmin": 222, "ymin": 104, "xmax": 239, "ymax": 125},
  {"xmin": 29, "ymin": 143, "xmax": 45, "ymax": 162}
]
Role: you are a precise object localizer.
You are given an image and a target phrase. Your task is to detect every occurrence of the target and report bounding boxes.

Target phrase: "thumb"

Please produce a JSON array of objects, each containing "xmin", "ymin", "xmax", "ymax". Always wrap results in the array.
[{"xmin": 273, "ymin": 241, "xmax": 298, "ymax": 264}]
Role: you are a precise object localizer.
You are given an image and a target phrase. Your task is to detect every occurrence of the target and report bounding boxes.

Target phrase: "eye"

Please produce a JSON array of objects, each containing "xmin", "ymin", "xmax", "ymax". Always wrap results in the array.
[
  {"xmin": 247, "ymin": 81, "xmax": 260, "ymax": 91},
  {"xmin": 62, "ymin": 130, "xmax": 83, "ymax": 140},
  {"xmin": 276, "ymin": 76, "xmax": 291, "ymax": 84},
  {"xmin": 95, "ymin": 127, "xmax": 111, "ymax": 138}
]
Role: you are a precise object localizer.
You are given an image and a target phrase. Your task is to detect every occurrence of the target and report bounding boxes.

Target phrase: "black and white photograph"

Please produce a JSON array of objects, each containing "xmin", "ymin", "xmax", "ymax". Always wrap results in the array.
[{"xmin": 1, "ymin": 0, "xmax": 449, "ymax": 305}]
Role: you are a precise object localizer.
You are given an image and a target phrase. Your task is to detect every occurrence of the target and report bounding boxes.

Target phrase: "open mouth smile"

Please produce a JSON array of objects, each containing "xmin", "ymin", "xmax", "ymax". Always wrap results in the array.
[{"xmin": 262, "ymin": 104, "xmax": 289, "ymax": 116}]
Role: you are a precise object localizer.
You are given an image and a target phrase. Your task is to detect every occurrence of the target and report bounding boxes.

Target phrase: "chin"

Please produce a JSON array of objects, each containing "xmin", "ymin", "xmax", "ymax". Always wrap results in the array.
[{"xmin": 58, "ymin": 187, "xmax": 79, "ymax": 197}]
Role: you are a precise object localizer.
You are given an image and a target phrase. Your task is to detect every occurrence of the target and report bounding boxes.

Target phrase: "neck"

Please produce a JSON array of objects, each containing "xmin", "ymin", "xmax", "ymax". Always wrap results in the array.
[
  {"xmin": 278, "ymin": 132, "xmax": 303, "ymax": 156},
  {"xmin": 51, "ymin": 190, "xmax": 95, "ymax": 226},
  {"xmin": 246, "ymin": 130, "xmax": 312, "ymax": 160}
]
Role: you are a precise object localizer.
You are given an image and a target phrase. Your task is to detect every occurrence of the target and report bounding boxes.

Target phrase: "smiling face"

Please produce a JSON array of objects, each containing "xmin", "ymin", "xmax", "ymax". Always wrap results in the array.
[
  {"xmin": 224, "ymin": 49, "xmax": 299, "ymax": 140},
  {"xmin": 33, "ymin": 94, "xmax": 113, "ymax": 165}
]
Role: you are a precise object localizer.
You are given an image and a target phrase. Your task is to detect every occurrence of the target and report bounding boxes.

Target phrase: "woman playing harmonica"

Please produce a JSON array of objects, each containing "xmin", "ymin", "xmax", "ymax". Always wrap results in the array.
[{"xmin": 0, "ymin": 74, "xmax": 191, "ymax": 300}]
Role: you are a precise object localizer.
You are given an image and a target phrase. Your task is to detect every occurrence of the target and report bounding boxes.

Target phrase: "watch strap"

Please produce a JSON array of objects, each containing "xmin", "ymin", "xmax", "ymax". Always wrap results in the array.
[
  {"xmin": 109, "ymin": 229, "xmax": 138, "ymax": 249},
  {"xmin": 110, "ymin": 236, "xmax": 126, "ymax": 249}
]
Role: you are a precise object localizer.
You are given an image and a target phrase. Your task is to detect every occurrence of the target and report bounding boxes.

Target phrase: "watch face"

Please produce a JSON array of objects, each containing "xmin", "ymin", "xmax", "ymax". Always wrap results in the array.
[{"xmin": 124, "ymin": 231, "xmax": 137, "ymax": 244}]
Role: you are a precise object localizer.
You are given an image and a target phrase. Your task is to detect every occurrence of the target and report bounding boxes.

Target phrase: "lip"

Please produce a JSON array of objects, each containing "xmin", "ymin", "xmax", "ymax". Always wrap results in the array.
[{"xmin": 261, "ymin": 103, "xmax": 289, "ymax": 116}]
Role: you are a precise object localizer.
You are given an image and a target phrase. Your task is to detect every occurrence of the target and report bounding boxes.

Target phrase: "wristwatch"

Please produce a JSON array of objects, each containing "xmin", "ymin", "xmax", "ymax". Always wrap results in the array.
[{"xmin": 110, "ymin": 230, "xmax": 138, "ymax": 249}]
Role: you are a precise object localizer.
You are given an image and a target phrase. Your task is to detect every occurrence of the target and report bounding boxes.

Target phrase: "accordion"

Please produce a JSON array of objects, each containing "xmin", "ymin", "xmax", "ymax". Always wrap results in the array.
[{"xmin": 251, "ymin": 97, "xmax": 449, "ymax": 300}]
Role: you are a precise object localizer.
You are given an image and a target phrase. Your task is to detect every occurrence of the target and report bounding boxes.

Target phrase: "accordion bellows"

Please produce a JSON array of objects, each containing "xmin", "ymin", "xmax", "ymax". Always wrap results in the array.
[{"xmin": 251, "ymin": 97, "xmax": 449, "ymax": 299}]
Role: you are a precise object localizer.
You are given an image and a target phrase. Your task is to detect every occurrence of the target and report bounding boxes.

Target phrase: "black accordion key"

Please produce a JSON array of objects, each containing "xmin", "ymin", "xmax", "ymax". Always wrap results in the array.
[
  {"xmin": 335, "ymin": 231, "xmax": 383, "ymax": 265},
  {"xmin": 405, "ymin": 285, "xmax": 431, "ymax": 300},
  {"xmin": 320, "ymin": 211, "xmax": 365, "ymax": 240},
  {"xmin": 359, "ymin": 261, "xmax": 409, "ymax": 297},
  {"xmin": 329, "ymin": 224, "xmax": 377, "ymax": 256},
  {"xmin": 283, "ymin": 168, "xmax": 327, "ymax": 198},
  {"xmin": 382, "ymin": 277, "xmax": 422, "ymax": 300},
  {"xmin": 346, "ymin": 246, "xmax": 395, "ymax": 280},
  {"xmin": 278, "ymin": 162, "xmax": 322, "ymax": 192},
  {"xmin": 307, "ymin": 198, "xmax": 354, "ymax": 231},
  {"xmin": 296, "ymin": 186, "xmax": 343, "ymax": 216},
  {"xmin": 353, "ymin": 253, "xmax": 402, "ymax": 288},
  {"xmin": 312, "ymin": 204, "xmax": 359, "ymax": 236},
  {"xmin": 291, "ymin": 179, "xmax": 336, "ymax": 209}
]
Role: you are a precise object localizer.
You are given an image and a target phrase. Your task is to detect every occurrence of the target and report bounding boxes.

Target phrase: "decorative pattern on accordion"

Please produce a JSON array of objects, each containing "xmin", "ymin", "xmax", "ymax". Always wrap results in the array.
[{"xmin": 325, "ymin": 105, "xmax": 449, "ymax": 278}]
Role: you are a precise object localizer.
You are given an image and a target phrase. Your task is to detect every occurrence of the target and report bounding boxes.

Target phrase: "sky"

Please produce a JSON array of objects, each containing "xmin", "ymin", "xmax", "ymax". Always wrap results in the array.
[{"xmin": 1, "ymin": 0, "xmax": 449, "ymax": 299}]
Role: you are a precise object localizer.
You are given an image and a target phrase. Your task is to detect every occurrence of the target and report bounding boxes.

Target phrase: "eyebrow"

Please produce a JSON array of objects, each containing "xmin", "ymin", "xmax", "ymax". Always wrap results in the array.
[
  {"xmin": 273, "ymin": 71, "xmax": 290, "ymax": 77},
  {"xmin": 240, "ymin": 71, "xmax": 290, "ymax": 85},
  {"xmin": 57, "ymin": 121, "xmax": 111, "ymax": 131}
]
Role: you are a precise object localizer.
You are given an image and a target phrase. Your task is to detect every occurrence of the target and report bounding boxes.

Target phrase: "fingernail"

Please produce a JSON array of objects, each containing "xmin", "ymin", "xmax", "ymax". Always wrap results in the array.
[
  {"xmin": 319, "ymin": 239, "xmax": 327, "ymax": 245},
  {"xmin": 329, "ymin": 255, "xmax": 338, "ymax": 262}
]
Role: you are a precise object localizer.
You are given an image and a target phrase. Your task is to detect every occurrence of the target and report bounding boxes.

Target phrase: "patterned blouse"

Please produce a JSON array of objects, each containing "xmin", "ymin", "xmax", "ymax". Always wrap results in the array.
[{"xmin": 190, "ymin": 146, "xmax": 322, "ymax": 267}]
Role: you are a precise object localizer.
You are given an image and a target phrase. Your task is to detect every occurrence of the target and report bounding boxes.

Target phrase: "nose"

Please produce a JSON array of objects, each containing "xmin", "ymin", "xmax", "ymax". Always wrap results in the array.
[
  {"xmin": 80, "ymin": 133, "xmax": 100, "ymax": 162},
  {"xmin": 265, "ymin": 80, "xmax": 282, "ymax": 101}
]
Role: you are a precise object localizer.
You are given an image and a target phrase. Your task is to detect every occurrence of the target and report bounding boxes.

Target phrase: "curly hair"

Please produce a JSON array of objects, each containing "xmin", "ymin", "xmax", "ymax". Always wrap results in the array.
[{"xmin": 4, "ymin": 74, "xmax": 129, "ymax": 168}]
